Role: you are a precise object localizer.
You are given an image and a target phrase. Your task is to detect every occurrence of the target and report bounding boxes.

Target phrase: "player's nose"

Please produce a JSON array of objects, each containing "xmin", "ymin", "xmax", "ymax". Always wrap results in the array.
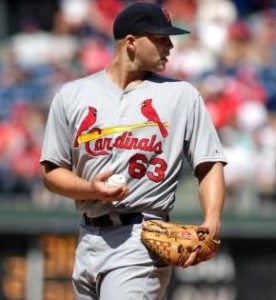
[{"xmin": 164, "ymin": 37, "xmax": 174, "ymax": 53}]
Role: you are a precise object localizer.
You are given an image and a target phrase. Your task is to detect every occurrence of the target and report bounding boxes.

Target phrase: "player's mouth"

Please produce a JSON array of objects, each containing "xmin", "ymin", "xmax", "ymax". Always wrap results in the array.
[
  {"xmin": 161, "ymin": 52, "xmax": 170, "ymax": 61},
  {"xmin": 161, "ymin": 56, "xmax": 169, "ymax": 63}
]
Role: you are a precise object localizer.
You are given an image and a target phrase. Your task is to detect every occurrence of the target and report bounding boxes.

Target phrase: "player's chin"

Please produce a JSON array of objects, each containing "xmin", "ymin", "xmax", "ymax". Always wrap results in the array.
[
  {"xmin": 144, "ymin": 61, "xmax": 167, "ymax": 73},
  {"xmin": 153, "ymin": 62, "xmax": 167, "ymax": 72},
  {"xmin": 158, "ymin": 59, "xmax": 169, "ymax": 70}
]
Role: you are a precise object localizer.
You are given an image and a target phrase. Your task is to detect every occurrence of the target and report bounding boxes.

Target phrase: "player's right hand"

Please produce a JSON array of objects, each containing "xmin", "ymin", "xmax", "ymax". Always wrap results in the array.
[{"xmin": 90, "ymin": 171, "xmax": 129, "ymax": 202}]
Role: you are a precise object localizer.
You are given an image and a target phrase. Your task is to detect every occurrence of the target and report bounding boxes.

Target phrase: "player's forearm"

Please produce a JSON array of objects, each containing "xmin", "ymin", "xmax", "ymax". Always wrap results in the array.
[
  {"xmin": 40, "ymin": 162, "xmax": 93, "ymax": 200},
  {"xmin": 196, "ymin": 162, "xmax": 226, "ymax": 231}
]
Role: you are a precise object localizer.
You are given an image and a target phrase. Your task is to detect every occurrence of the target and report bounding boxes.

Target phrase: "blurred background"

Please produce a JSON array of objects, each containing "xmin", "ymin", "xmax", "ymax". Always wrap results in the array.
[{"xmin": 0, "ymin": 0, "xmax": 275, "ymax": 299}]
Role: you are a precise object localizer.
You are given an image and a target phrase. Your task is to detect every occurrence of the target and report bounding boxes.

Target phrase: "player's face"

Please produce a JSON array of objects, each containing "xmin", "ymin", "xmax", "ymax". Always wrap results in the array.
[{"xmin": 134, "ymin": 34, "xmax": 174, "ymax": 72}]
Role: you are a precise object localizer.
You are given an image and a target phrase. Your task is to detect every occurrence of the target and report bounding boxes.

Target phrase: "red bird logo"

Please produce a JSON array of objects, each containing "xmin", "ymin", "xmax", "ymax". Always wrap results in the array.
[
  {"xmin": 141, "ymin": 99, "xmax": 168, "ymax": 138},
  {"xmin": 74, "ymin": 106, "xmax": 98, "ymax": 147}
]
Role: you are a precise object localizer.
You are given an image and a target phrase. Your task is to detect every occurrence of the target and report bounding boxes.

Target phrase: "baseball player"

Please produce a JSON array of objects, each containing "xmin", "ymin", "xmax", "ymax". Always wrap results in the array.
[{"xmin": 40, "ymin": 2, "xmax": 227, "ymax": 300}]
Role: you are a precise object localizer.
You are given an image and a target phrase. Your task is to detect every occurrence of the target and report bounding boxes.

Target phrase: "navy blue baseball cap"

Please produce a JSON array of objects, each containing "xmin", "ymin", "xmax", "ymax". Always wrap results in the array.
[{"xmin": 113, "ymin": 2, "xmax": 190, "ymax": 40}]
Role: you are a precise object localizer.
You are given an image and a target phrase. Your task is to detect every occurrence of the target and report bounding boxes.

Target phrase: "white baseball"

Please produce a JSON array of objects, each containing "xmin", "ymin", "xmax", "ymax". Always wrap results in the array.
[{"xmin": 106, "ymin": 174, "xmax": 127, "ymax": 187}]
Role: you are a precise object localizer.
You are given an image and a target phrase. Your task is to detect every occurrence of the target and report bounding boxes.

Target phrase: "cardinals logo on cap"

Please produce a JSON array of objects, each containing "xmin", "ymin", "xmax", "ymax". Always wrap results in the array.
[{"xmin": 162, "ymin": 8, "xmax": 171, "ymax": 22}]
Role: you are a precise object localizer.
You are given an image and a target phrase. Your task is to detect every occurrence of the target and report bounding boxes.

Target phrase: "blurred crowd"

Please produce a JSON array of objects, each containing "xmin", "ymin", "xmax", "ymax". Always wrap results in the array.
[{"xmin": 0, "ymin": 0, "xmax": 275, "ymax": 212}]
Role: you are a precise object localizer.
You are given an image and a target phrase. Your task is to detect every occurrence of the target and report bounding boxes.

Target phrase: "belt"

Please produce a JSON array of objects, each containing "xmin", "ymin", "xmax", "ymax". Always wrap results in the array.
[
  {"xmin": 83, "ymin": 212, "xmax": 144, "ymax": 228},
  {"xmin": 83, "ymin": 212, "xmax": 169, "ymax": 228}
]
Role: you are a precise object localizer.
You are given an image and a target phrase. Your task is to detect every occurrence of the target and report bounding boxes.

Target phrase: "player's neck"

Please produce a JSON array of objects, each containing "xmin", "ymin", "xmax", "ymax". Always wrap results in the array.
[{"xmin": 107, "ymin": 56, "xmax": 148, "ymax": 90}]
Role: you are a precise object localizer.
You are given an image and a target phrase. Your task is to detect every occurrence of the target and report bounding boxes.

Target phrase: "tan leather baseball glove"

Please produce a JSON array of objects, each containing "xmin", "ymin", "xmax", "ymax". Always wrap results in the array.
[{"xmin": 141, "ymin": 220, "xmax": 220, "ymax": 267}]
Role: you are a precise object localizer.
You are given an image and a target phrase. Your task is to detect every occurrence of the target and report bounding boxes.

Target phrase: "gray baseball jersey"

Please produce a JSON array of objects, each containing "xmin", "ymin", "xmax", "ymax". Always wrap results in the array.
[{"xmin": 40, "ymin": 70, "xmax": 227, "ymax": 218}]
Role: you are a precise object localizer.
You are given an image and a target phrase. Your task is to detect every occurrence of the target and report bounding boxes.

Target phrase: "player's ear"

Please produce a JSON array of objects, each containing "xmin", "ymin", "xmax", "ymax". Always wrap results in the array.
[{"xmin": 125, "ymin": 34, "xmax": 137, "ymax": 51}]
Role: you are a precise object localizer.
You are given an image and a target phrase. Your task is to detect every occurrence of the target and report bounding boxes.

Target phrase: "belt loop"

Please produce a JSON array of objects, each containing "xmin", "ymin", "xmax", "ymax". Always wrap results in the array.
[{"xmin": 109, "ymin": 212, "xmax": 123, "ymax": 227}]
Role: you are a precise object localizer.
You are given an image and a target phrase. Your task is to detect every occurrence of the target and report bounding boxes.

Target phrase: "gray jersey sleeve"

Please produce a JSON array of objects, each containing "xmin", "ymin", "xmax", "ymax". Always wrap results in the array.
[
  {"xmin": 40, "ymin": 91, "xmax": 72, "ymax": 168},
  {"xmin": 184, "ymin": 93, "xmax": 226, "ymax": 172}
]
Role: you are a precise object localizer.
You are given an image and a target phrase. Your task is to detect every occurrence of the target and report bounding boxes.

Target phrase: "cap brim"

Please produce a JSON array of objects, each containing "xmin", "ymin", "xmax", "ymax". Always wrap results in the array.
[{"xmin": 148, "ymin": 26, "xmax": 190, "ymax": 35}]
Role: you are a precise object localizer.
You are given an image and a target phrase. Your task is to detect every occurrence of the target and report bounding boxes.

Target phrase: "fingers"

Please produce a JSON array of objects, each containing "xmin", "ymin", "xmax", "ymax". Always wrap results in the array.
[
  {"xmin": 95, "ymin": 170, "xmax": 114, "ymax": 182},
  {"xmin": 200, "ymin": 220, "xmax": 221, "ymax": 239},
  {"xmin": 98, "ymin": 185, "xmax": 129, "ymax": 202},
  {"xmin": 103, "ymin": 185, "xmax": 129, "ymax": 201},
  {"xmin": 93, "ymin": 171, "xmax": 129, "ymax": 202}
]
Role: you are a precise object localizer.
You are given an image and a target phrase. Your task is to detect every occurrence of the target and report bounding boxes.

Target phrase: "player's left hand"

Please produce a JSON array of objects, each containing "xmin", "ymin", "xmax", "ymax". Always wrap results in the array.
[
  {"xmin": 200, "ymin": 219, "xmax": 220, "ymax": 240},
  {"xmin": 183, "ymin": 219, "xmax": 220, "ymax": 267}
]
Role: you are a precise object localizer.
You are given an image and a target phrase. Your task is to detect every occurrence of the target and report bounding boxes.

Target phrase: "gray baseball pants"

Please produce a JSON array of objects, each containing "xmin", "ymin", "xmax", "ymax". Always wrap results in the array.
[{"xmin": 72, "ymin": 222, "xmax": 172, "ymax": 300}]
